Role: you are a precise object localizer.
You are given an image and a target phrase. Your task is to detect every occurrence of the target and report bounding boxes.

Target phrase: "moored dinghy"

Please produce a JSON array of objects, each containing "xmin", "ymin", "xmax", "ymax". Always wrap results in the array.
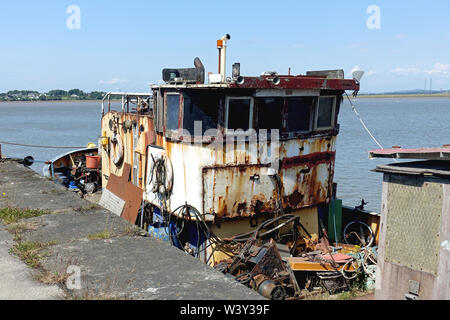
[{"xmin": 43, "ymin": 145, "xmax": 102, "ymax": 193}]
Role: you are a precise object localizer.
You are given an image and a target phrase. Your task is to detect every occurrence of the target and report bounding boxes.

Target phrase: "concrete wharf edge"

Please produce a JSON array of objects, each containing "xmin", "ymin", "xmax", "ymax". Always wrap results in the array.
[{"xmin": 0, "ymin": 160, "xmax": 263, "ymax": 300}]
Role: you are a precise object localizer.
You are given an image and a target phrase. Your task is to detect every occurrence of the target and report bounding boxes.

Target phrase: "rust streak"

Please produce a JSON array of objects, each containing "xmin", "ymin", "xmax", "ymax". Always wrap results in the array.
[{"xmin": 281, "ymin": 151, "xmax": 335, "ymax": 169}]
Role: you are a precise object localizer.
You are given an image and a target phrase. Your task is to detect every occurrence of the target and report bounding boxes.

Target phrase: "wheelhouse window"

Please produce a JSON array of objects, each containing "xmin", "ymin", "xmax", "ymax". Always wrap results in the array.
[
  {"xmin": 166, "ymin": 93, "xmax": 180, "ymax": 131},
  {"xmin": 257, "ymin": 97, "xmax": 283, "ymax": 135},
  {"xmin": 226, "ymin": 97, "xmax": 254, "ymax": 132},
  {"xmin": 315, "ymin": 96, "xmax": 336, "ymax": 130},
  {"xmin": 183, "ymin": 93, "xmax": 219, "ymax": 135},
  {"xmin": 286, "ymin": 97, "xmax": 315, "ymax": 132}
]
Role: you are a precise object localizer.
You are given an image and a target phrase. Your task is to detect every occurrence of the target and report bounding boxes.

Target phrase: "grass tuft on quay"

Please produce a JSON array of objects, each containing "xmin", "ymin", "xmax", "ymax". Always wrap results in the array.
[{"xmin": 0, "ymin": 207, "xmax": 50, "ymax": 224}]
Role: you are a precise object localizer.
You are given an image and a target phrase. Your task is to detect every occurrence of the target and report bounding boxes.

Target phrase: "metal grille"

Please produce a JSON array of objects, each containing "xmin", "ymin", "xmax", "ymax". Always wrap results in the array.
[{"xmin": 385, "ymin": 177, "xmax": 442, "ymax": 275}]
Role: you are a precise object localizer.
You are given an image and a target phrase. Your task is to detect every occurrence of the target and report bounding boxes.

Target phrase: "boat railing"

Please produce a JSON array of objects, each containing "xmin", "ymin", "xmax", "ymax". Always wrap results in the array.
[{"xmin": 102, "ymin": 92, "xmax": 153, "ymax": 115}]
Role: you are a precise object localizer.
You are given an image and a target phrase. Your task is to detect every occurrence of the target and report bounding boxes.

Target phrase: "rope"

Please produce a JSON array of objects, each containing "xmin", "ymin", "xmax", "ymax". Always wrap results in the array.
[
  {"xmin": 345, "ymin": 93, "xmax": 398, "ymax": 163},
  {"xmin": 0, "ymin": 140, "xmax": 85, "ymax": 149},
  {"xmin": 345, "ymin": 93, "xmax": 384, "ymax": 150}
]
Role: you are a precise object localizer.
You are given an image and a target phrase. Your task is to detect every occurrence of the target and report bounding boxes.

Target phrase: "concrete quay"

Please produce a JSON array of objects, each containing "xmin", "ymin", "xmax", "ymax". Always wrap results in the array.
[{"xmin": 0, "ymin": 160, "xmax": 263, "ymax": 300}]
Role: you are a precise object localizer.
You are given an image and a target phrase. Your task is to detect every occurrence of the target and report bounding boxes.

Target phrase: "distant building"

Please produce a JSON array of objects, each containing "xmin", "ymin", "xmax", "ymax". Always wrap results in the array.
[{"xmin": 27, "ymin": 93, "xmax": 39, "ymax": 99}]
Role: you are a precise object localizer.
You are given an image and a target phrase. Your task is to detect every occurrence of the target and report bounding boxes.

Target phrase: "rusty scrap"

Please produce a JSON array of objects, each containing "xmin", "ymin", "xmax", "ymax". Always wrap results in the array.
[
  {"xmin": 214, "ymin": 213, "xmax": 378, "ymax": 298},
  {"xmin": 215, "ymin": 239, "xmax": 295, "ymax": 300}
]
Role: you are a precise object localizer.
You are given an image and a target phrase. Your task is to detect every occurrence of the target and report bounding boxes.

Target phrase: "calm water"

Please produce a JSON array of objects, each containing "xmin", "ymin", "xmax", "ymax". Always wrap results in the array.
[{"xmin": 1, "ymin": 98, "xmax": 449, "ymax": 212}]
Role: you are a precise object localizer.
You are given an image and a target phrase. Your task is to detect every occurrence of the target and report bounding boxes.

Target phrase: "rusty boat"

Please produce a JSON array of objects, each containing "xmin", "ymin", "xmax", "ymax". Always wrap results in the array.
[{"xmin": 97, "ymin": 35, "xmax": 378, "ymax": 299}]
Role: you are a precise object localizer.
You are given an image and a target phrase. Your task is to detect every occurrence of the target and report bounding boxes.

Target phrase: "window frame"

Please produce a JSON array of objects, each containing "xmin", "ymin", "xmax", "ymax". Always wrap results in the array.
[
  {"xmin": 164, "ymin": 92, "xmax": 182, "ymax": 136},
  {"xmin": 314, "ymin": 95, "xmax": 337, "ymax": 131},
  {"xmin": 182, "ymin": 92, "xmax": 220, "ymax": 138},
  {"xmin": 255, "ymin": 96, "xmax": 284, "ymax": 134},
  {"xmin": 284, "ymin": 96, "xmax": 317, "ymax": 135},
  {"xmin": 225, "ymin": 96, "xmax": 254, "ymax": 135}
]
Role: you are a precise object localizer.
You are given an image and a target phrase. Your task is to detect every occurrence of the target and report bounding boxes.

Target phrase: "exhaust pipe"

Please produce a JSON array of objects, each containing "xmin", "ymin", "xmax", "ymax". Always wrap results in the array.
[{"xmin": 217, "ymin": 34, "xmax": 231, "ymax": 82}]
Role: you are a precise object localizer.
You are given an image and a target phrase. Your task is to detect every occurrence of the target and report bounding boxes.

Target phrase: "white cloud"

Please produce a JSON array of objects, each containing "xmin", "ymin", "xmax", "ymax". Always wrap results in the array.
[
  {"xmin": 99, "ymin": 78, "xmax": 128, "ymax": 85},
  {"xmin": 346, "ymin": 43, "xmax": 363, "ymax": 49},
  {"xmin": 394, "ymin": 34, "xmax": 408, "ymax": 40},
  {"xmin": 359, "ymin": 48, "xmax": 371, "ymax": 54},
  {"xmin": 389, "ymin": 63, "xmax": 450, "ymax": 76},
  {"xmin": 426, "ymin": 63, "xmax": 450, "ymax": 75},
  {"xmin": 345, "ymin": 43, "xmax": 370, "ymax": 53},
  {"xmin": 390, "ymin": 67, "xmax": 422, "ymax": 75},
  {"xmin": 366, "ymin": 70, "xmax": 377, "ymax": 76}
]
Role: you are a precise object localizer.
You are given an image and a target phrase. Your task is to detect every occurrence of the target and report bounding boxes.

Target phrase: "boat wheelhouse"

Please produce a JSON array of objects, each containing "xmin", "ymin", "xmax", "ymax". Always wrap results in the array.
[{"xmin": 99, "ymin": 35, "xmax": 360, "ymax": 266}]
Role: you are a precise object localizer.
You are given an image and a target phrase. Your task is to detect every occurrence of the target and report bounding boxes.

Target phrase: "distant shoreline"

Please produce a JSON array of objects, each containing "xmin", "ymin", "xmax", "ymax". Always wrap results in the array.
[
  {"xmin": 0, "ymin": 94, "xmax": 449, "ymax": 104},
  {"xmin": 357, "ymin": 93, "xmax": 450, "ymax": 99},
  {"xmin": 0, "ymin": 99, "xmax": 122, "ymax": 104}
]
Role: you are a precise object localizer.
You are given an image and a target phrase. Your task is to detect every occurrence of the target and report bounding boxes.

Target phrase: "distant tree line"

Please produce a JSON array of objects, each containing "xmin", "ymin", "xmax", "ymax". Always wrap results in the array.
[{"xmin": 0, "ymin": 89, "xmax": 124, "ymax": 102}]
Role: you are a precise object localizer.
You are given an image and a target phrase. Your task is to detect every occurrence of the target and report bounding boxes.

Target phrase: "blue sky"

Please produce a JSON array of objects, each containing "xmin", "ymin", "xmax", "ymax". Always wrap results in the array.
[{"xmin": 0, "ymin": 0, "xmax": 449, "ymax": 93}]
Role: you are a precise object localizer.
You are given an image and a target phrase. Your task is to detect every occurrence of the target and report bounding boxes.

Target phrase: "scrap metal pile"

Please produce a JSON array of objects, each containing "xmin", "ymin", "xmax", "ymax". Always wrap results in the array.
[
  {"xmin": 214, "ymin": 214, "xmax": 378, "ymax": 300},
  {"xmin": 67, "ymin": 154, "xmax": 102, "ymax": 194}
]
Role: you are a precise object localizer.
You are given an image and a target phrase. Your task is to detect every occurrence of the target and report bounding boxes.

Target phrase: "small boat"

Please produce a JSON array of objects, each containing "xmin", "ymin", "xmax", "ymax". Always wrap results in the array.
[{"xmin": 43, "ymin": 146, "xmax": 102, "ymax": 193}]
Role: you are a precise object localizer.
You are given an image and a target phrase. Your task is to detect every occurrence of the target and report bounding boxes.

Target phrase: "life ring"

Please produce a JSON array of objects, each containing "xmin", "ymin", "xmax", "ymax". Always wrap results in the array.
[
  {"xmin": 147, "ymin": 146, "xmax": 173, "ymax": 195},
  {"xmin": 110, "ymin": 133, "xmax": 124, "ymax": 166}
]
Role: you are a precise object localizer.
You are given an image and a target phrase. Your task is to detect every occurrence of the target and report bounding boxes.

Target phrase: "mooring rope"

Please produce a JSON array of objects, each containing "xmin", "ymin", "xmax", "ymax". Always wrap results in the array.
[
  {"xmin": 345, "ymin": 93, "xmax": 399, "ymax": 163},
  {"xmin": 345, "ymin": 93, "xmax": 385, "ymax": 150},
  {"xmin": 0, "ymin": 140, "xmax": 85, "ymax": 149}
]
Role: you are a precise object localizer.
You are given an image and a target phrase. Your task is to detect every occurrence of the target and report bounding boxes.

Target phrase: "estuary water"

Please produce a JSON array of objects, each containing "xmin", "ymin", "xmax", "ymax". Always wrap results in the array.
[{"xmin": 1, "ymin": 97, "xmax": 449, "ymax": 212}]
